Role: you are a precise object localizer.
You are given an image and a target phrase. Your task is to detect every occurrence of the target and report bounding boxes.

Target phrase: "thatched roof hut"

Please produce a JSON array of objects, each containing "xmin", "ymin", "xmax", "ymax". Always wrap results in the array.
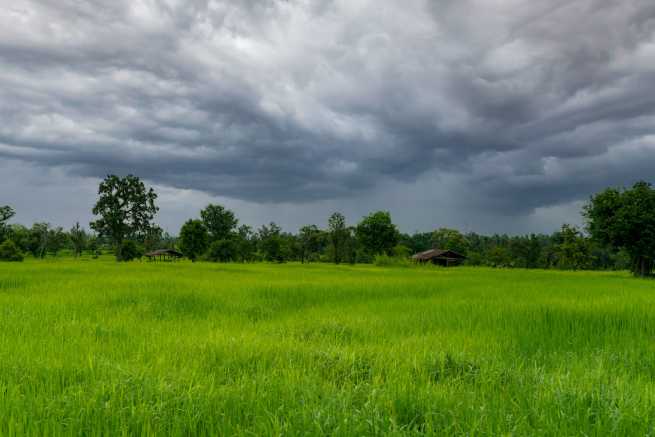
[
  {"xmin": 412, "ymin": 249, "xmax": 466, "ymax": 266},
  {"xmin": 145, "ymin": 249, "xmax": 184, "ymax": 261}
]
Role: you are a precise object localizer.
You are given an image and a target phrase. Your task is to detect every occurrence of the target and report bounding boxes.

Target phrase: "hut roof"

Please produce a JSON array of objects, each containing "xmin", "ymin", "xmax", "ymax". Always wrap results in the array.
[
  {"xmin": 412, "ymin": 248, "xmax": 466, "ymax": 261},
  {"xmin": 145, "ymin": 248, "xmax": 184, "ymax": 258}
]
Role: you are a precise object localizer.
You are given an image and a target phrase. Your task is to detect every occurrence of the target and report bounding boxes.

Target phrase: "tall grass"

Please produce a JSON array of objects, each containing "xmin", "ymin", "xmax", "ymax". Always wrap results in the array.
[{"xmin": 0, "ymin": 258, "xmax": 654, "ymax": 435}]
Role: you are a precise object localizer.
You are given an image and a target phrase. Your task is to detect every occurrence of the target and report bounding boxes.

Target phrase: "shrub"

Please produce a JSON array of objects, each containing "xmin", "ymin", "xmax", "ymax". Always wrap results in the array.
[
  {"xmin": 206, "ymin": 239, "xmax": 238, "ymax": 262},
  {"xmin": 374, "ymin": 254, "xmax": 411, "ymax": 267},
  {"xmin": 393, "ymin": 244, "xmax": 412, "ymax": 258},
  {"xmin": 0, "ymin": 240, "xmax": 24, "ymax": 262},
  {"xmin": 119, "ymin": 240, "xmax": 142, "ymax": 261}
]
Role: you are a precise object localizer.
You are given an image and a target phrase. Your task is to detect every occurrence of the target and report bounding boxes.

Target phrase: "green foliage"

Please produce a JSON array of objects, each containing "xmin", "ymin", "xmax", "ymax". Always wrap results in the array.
[
  {"xmin": 373, "ymin": 253, "xmax": 411, "ymax": 267},
  {"xmin": 355, "ymin": 211, "xmax": 399, "ymax": 256},
  {"xmin": 200, "ymin": 204, "xmax": 238, "ymax": 242},
  {"xmin": 399, "ymin": 231, "xmax": 432, "ymax": 254},
  {"xmin": 5, "ymin": 224, "xmax": 30, "ymax": 254},
  {"xmin": 119, "ymin": 240, "xmax": 142, "ymax": 262},
  {"xmin": 27, "ymin": 223, "xmax": 50, "ymax": 259},
  {"xmin": 179, "ymin": 220, "xmax": 208, "ymax": 262},
  {"xmin": 328, "ymin": 212, "xmax": 348, "ymax": 264},
  {"xmin": 46, "ymin": 226, "xmax": 68, "ymax": 257},
  {"xmin": 69, "ymin": 222, "xmax": 87, "ymax": 257},
  {"xmin": 257, "ymin": 222, "xmax": 288, "ymax": 263},
  {"xmin": 90, "ymin": 175, "xmax": 159, "ymax": 261},
  {"xmin": 206, "ymin": 239, "xmax": 238, "ymax": 263},
  {"xmin": 298, "ymin": 225, "xmax": 324, "ymax": 263},
  {"xmin": 0, "ymin": 205, "xmax": 15, "ymax": 242},
  {"xmin": 584, "ymin": 181, "xmax": 655, "ymax": 276},
  {"xmin": 431, "ymin": 228, "xmax": 469, "ymax": 255},
  {"xmin": 553, "ymin": 224, "xmax": 591, "ymax": 270},
  {"xmin": 142, "ymin": 226, "xmax": 164, "ymax": 253},
  {"xmin": 486, "ymin": 246, "xmax": 511, "ymax": 267},
  {"xmin": 392, "ymin": 244, "xmax": 412, "ymax": 258},
  {"xmin": 235, "ymin": 225, "xmax": 257, "ymax": 262},
  {"xmin": 0, "ymin": 239, "xmax": 23, "ymax": 262}
]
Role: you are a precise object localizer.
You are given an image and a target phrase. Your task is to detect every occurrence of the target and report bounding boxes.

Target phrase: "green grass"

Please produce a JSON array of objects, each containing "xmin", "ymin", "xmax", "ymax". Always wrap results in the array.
[{"xmin": 0, "ymin": 259, "xmax": 654, "ymax": 435}]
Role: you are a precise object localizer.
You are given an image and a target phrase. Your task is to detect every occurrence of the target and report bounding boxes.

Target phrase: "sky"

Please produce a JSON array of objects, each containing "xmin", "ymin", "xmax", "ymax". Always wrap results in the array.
[{"xmin": 1, "ymin": 0, "xmax": 654, "ymax": 235}]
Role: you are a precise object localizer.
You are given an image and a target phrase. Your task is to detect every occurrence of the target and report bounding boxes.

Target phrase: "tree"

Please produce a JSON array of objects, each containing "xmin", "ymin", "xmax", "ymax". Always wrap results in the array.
[
  {"xmin": 584, "ymin": 181, "xmax": 655, "ymax": 277},
  {"xmin": 235, "ymin": 225, "xmax": 256, "ymax": 262},
  {"xmin": 6, "ymin": 224, "xmax": 30, "ymax": 254},
  {"xmin": 328, "ymin": 212, "xmax": 348, "ymax": 264},
  {"xmin": 47, "ymin": 227, "xmax": 68, "ymax": 257},
  {"xmin": 28, "ymin": 223, "xmax": 50, "ymax": 259},
  {"xmin": 487, "ymin": 246, "xmax": 511, "ymax": 267},
  {"xmin": 0, "ymin": 240, "xmax": 23, "ymax": 262},
  {"xmin": 431, "ymin": 228, "xmax": 469, "ymax": 255},
  {"xmin": 258, "ymin": 222, "xmax": 288, "ymax": 262},
  {"xmin": 200, "ymin": 204, "xmax": 238, "ymax": 242},
  {"xmin": 355, "ymin": 211, "xmax": 399, "ymax": 256},
  {"xmin": 70, "ymin": 222, "xmax": 87, "ymax": 257},
  {"xmin": 399, "ymin": 232, "xmax": 432, "ymax": 254},
  {"xmin": 143, "ymin": 226, "xmax": 164, "ymax": 253},
  {"xmin": 87, "ymin": 234, "xmax": 101, "ymax": 258},
  {"xmin": 206, "ymin": 239, "xmax": 239, "ymax": 262},
  {"xmin": 179, "ymin": 220, "xmax": 209, "ymax": 262},
  {"xmin": 90, "ymin": 175, "xmax": 159, "ymax": 261},
  {"xmin": 0, "ymin": 206, "xmax": 15, "ymax": 242},
  {"xmin": 298, "ymin": 225, "xmax": 323, "ymax": 263},
  {"xmin": 553, "ymin": 224, "xmax": 590, "ymax": 270},
  {"xmin": 120, "ymin": 240, "xmax": 142, "ymax": 261}
]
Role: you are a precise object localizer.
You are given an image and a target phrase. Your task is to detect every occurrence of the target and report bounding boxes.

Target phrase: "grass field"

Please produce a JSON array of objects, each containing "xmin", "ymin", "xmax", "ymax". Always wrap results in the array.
[{"xmin": 0, "ymin": 259, "xmax": 654, "ymax": 435}]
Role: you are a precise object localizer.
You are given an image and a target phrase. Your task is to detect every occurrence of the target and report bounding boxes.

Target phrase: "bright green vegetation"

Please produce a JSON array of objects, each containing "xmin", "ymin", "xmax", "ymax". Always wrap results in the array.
[{"xmin": 0, "ymin": 260, "xmax": 654, "ymax": 435}]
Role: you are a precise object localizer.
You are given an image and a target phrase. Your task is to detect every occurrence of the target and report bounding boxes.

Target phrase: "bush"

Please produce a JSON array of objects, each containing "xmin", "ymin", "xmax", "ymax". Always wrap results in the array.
[
  {"xmin": 0, "ymin": 240, "xmax": 24, "ymax": 262},
  {"xmin": 119, "ymin": 240, "xmax": 142, "ymax": 261},
  {"xmin": 206, "ymin": 239, "xmax": 238, "ymax": 262},
  {"xmin": 374, "ymin": 254, "xmax": 411, "ymax": 267},
  {"xmin": 393, "ymin": 244, "xmax": 412, "ymax": 258}
]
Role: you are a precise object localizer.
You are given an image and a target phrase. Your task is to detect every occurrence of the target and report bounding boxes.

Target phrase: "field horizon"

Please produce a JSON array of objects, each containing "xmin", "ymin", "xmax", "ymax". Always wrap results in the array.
[{"xmin": 1, "ymin": 259, "xmax": 654, "ymax": 435}]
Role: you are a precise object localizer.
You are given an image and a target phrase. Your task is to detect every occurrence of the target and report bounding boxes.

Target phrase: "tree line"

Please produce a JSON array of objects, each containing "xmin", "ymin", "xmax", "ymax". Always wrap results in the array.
[{"xmin": 1, "ymin": 175, "xmax": 653, "ymax": 276}]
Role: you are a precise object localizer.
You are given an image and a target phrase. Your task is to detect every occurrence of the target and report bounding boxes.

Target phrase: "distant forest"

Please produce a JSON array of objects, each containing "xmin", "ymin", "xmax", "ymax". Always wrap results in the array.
[{"xmin": 1, "ymin": 176, "xmax": 654, "ymax": 276}]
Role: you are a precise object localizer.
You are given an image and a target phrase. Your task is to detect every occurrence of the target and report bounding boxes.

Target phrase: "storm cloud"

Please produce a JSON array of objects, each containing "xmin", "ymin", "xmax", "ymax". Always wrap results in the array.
[{"xmin": 1, "ymin": 0, "xmax": 654, "ymax": 232}]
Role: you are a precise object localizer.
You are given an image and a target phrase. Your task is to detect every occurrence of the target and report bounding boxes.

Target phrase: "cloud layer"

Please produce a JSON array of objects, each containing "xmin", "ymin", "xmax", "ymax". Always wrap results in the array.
[{"xmin": 1, "ymin": 0, "xmax": 655, "ymax": 231}]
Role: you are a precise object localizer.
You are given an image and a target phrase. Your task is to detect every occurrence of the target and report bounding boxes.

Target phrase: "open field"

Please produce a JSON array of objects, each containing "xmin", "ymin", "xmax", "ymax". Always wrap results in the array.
[{"xmin": 0, "ymin": 260, "xmax": 654, "ymax": 435}]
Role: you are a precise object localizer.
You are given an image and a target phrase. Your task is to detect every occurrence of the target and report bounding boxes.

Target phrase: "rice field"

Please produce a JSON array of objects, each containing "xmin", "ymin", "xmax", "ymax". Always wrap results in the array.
[{"xmin": 0, "ymin": 258, "xmax": 654, "ymax": 435}]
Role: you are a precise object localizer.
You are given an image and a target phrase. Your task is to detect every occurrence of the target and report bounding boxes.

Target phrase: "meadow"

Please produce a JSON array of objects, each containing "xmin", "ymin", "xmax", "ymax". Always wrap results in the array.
[{"xmin": 0, "ymin": 259, "xmax": 654, "ymax": 435}]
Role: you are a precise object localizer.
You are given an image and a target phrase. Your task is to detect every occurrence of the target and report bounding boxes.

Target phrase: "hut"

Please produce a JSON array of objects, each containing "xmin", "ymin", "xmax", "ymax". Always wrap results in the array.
[
  {"xmin": 145, "ymin": 249, "xmax": 184, "ymax": 262},
  {"xmin": 412, "ymin": 249, "xmax": 466, "ymax": 267}
]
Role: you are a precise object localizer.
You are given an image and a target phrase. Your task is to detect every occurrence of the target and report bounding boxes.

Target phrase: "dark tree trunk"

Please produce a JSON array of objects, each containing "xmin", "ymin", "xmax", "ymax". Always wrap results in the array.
[{"xmin": 633, "ymin": 255, "xmax": 653, "ymax": 277}]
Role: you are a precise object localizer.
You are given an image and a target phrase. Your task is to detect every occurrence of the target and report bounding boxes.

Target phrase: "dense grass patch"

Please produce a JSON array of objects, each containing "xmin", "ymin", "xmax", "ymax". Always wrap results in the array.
[{"xmin": 0, "ymin": 259, "xmax": 654, "ymax": 435}]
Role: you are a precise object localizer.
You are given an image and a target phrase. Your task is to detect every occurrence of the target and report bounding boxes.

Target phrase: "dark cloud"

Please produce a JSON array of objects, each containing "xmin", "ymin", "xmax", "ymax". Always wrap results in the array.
[{"xmin": 1, "ymin": 0, "xmax": 655, "ymax": 232}]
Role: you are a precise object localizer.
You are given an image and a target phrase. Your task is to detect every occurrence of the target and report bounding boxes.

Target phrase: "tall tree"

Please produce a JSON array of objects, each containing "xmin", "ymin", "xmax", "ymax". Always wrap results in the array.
[
  {"xmin": 235, "ymin": 225, "xmax": 256, "ymax": 262},
  {"xmin": 328, "ymin": 212, "xmax": 348, "ymax": 264},
  {"xmin": 553, "ymin": 224, "xmax": 590, "ymax": 270},
  {"xmin": 258, "ymin": 222, "xmax": 287, "ymax": 262},
  {"xmin": 70, "ymin": 222, "xmax": 87, "ymax": 257},
  {"xmin": 179, "ymin": 220, "xmax": 209, "ymax": 262},
  {"xmin": 584, "ymin": 181, "xmax": 655, "ymax": 277},
  {"xmin": 0, "ymin": 206, "xmax": 15, "ymax": 242},
  {"xmin": 355, "ymin": 211, "xmax": 399, "ymax": 256},
  {"xmin": 28, "ymin": 223, "xmax": 50, "ymax": 259},
  {"xmin": 431, "ymin": 228, "xmax": 469, "ymax": 255},
  {"xmin": 143, "ymin": 226, "xmax": 164, "ymax": 252},
  {"xmin": 47, "ymin": 227, "xmax": 69, "ymax": 257},
  {"xmin": 90, "ymin": 175, "xmax": 159, "ymax": 261},
  {"xmin": 298, "ymin": 225, "xmax": 323, "ymax": 263},
  {"xmin": 200, "ymin": 204, "xmax": 238, "ymax": 242}
]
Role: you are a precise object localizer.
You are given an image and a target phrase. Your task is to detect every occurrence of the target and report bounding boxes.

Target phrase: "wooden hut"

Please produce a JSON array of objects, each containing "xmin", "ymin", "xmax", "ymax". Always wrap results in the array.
[
  {"xmin": 412, "ymin": 249, "xmax": 466, "ymax": 266},
  {"xmin": 145, "ymin": 249, "xmax": 184, "ymax": 262}
]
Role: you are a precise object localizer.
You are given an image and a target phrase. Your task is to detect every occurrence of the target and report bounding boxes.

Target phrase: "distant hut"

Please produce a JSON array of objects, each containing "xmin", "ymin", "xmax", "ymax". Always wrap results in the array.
[
  {"xmin": 412, "ymin": 249, "xmax": 466, "ymax": 267},
  {"xmin": 145, "ymin": 249, "xmax": 184, "ymax": 262}
]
